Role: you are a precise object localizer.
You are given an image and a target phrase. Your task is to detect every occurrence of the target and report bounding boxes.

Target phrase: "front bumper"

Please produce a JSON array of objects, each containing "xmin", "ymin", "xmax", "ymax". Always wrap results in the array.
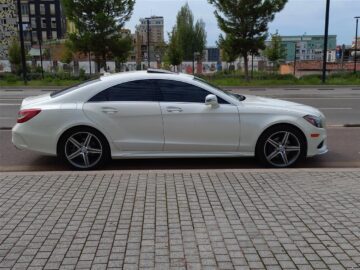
[{"xmin": 306, "ymin": 128, "xmax": 328, "ymax": 157}]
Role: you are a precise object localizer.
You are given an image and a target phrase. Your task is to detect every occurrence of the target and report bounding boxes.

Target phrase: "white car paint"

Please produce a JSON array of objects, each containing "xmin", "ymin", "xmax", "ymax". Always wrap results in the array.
[{"xmin": 12, "ymin": 71, "xmax": 328, "ymax": 166}]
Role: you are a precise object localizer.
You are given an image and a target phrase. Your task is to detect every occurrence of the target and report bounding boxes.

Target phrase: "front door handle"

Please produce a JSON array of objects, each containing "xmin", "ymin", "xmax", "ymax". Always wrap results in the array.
[
  {"xmin": 101, "ymin": 107, "xmax": 118, "ymax": 114},
  {"xmin": 166, "ymin": 106, "xmax": 183, "ymax": 113}
]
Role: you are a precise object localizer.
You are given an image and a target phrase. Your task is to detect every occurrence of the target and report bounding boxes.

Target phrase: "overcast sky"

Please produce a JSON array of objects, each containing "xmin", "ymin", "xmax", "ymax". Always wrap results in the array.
[{"xmin": 124, "ymin": 0, "xmax": 360, "ymax": 46}]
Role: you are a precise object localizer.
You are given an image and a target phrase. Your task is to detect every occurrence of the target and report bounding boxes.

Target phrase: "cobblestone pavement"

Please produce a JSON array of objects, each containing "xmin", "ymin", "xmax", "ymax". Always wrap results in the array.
[{"xmin": 0, "ymin": 169, "xmax": 360, "ymax": 270}]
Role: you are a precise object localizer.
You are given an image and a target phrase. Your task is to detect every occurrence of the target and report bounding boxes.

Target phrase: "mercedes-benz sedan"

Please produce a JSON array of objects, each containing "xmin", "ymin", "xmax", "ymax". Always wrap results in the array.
[{"xmin": 12, "ymin": 69, "xmax": 328, "ymax": 169}]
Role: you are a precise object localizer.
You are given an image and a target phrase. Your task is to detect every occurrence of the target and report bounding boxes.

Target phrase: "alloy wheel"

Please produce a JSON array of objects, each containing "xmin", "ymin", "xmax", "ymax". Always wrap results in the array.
[
  {"xmin": 264, "ymin": 131, "xmax": 301, "ymax": 168},
  {"xmin": 64, "ymin": 132, "xmax": 103, "ymax": 169}
]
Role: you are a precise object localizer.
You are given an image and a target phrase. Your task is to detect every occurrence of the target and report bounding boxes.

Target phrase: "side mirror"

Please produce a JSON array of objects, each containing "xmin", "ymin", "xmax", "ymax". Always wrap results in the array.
[{"xmin": 205, "ymin": 94, "xmax": 219, "ymax": 107}]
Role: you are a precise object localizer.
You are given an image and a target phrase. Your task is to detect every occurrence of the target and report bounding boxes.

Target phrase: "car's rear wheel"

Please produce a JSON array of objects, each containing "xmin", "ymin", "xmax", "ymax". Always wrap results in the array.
[
  {"xmin": 58, "ymin": 127, "xmax": 109, "ymax": 170},
  {"xmin": 256, "ymin": 125, "xmax": 306, "ymax": 168}
]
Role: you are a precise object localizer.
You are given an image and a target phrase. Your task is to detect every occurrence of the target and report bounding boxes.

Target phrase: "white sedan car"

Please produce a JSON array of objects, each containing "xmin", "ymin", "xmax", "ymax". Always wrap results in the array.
[{"xmin": 12, "ymin": 69, "xmax": 328, "ymax": 169}]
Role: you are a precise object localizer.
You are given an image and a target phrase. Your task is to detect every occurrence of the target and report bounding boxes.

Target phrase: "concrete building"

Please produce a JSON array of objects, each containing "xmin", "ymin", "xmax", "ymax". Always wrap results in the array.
[
  {"xmin": 280, "ymin": 35, "xmax": 337, "ymax": 62},
  {"xmin": 27, "ymin": 0, "xmax": 66, "ymax": 43},
  {"xmin": 0, "ymin": 0, "xmax": 18, "ymax": 59},
  {"xmin": 204, "ymin": 47, "xmax": 220, "ymax": 62},
  {"xmin": 135, "ymin": 16, "xmax": 164, "ymax": 64},
  {"xmin": 0, "ymin": 0, "xmax": 66, "ymax": 60}
]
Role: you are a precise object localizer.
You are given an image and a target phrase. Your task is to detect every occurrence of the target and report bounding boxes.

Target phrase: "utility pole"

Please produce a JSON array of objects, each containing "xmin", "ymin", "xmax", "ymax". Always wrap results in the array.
[
  {"xmin": 147, "ymin": 18, "xmax": 150, "ymax": 69},
  {"xmin": 354, "ymin": 16, "xmax": 359, "ymax": 73},
  {"xmin": 16, "ymin": 0, "xmax": 27, "ymax": 84},
  {"xmin": 322, "ymin": 0, "xmax": 331, "ymax": 83},
  {"xmin": 89, "ymin": 51, "xmax": 92, "ymax": 75},
  {"xmin": 38, "ymin": 36, "xmax": 44, "ymax": 79},
  {"xmin": 293, "ymin": 42, "xmax": 297, "ymax": 77}
]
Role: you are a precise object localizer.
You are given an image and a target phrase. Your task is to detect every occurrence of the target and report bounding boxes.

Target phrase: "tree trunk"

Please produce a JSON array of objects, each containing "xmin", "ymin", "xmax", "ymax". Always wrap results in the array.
[
  {"xmin": 103, "ymin": 52, "xmax": 107, "ymax": 72},
  {"xmin": 243, "ymin": 53, "xmax": 249, "ymax": 81}
]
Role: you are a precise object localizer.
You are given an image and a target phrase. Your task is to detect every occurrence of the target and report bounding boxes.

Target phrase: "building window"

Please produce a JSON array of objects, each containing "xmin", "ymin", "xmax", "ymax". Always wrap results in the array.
[
  {"xmin": 41, "ymin": 18, "xmax": 46, "ymax": 28},
  {"xmin": 42, "ymin": 31, "xmax": 47, "ymax": 41},
  {"xmin": 30, "ymin": 4, "xmax": 35, "ymax": 15},
  {"xmin": 32, "ymin": 31, "xmax": 38, "ymax": 42},
  {"xmin": 51, "ymin": 18, "xmax": 56, "ymax": 29},
  {"xmin": 3, "ymin": 6, "xmax": 8, "ymax": 12},
  {"xmin": 40, "ymin": 4, "xmax": 45, "ymax": 15},
  {"xmin": 21, "ymin": 4, "xmax": 29, "ymax": 15},
  {"xmin": 50, "ymin": 4, "xmax": 55, "ymax": 15},
  {"xmin": 52, "ymin": 31, "xmax": 57, "ymax": 39},
  {"xmin": 31, "ymin": 18, "xmax": 36, "ymax": 28}
]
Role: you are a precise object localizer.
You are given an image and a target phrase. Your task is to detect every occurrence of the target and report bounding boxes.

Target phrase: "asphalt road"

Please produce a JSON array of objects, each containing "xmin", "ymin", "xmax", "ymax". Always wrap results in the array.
[{"xmin": 1, "ymin": 87, "xmax": 359, "ymax": 171}]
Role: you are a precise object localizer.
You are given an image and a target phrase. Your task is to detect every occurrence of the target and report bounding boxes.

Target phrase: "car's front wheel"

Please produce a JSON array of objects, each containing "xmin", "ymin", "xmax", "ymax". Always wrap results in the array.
[
  {"xmin": 58, "ymin": 127, "xmax": 110, "ymax": 170},
  {"xmin": 256, "ymin": 125, "xmax": 306, "ymax": 168}
]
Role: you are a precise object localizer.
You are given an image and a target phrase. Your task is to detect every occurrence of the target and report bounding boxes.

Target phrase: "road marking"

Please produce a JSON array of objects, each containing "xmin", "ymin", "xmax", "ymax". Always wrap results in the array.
[
  {"xmin": 319, "ymin": 108, "xmax": 352, "ymax": 110},
  {"xmin": 0, "ymin": 117, "xmax": 14, "ymax": 119},
  {"xmin": 0, "ymin": 103, "xmax": 20, "ymax": 106}
]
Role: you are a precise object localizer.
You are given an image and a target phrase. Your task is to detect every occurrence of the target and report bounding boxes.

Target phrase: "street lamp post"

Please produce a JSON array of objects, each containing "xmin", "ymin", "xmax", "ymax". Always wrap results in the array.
[
  {"xmin": 16, "ymin": 0, "xmax": 27, "ymax": 83},
  {"xmin": 147, "ymin": 18, "xmax": 150, "ymax": 69},
  {"xmin": 322, "ymin": 0, "xmax": 331, "ymax": 83},
  {"xmin": 354, "ymin": 16, "xmax": 359, "ymax": 73}
]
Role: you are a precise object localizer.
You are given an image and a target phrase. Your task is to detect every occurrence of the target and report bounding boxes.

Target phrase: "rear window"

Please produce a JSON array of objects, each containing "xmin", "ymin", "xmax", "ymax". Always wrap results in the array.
[{"xmin": 50, "ymin": 78, "xmax": 101, "ymax": 98}]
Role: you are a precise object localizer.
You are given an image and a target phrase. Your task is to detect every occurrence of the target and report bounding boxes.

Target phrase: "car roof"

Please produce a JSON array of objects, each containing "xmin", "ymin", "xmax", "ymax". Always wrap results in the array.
[{"xmin": 99, "ymin": 70, "xmax": 195, "ymax": 83}]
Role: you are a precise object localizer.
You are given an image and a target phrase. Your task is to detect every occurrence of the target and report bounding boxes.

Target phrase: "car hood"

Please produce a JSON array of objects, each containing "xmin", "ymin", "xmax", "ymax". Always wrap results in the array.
[{"xmin": 242, "ymin": 95, "xmax": 323, "ymax": 116}]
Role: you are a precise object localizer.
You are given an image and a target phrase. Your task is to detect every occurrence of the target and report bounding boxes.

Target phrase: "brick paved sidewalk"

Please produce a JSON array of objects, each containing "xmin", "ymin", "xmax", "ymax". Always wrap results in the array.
[{"xmin": 0, "ymin": 169, "xmax": 360, "ymax": 270}]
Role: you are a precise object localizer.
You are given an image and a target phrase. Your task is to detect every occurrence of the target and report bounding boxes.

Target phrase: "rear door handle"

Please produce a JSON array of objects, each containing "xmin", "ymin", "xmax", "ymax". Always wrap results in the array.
[
  {"xmin": 101, "ymin": 107, "xmax": 118, "ymax": 114},
  {"xmin": 166, "ymin": 106, "xmax": 183, "ymax": 112}
]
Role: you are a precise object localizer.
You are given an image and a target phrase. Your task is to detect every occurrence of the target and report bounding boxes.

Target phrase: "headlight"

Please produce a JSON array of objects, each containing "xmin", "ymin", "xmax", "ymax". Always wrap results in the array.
[{"xmin": 303, "ymin": 115, "xmax": 323, "ymax": 128}]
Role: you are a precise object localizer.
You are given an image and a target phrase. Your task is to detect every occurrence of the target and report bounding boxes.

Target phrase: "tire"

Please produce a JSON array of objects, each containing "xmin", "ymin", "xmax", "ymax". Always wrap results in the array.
[
  {"xmin": 58, "ymin": 127, "xmax": 110, "ymax": 170},
  {"xmin": 255, "ymin": 125, "xmax": 306, "ymax": 168}
]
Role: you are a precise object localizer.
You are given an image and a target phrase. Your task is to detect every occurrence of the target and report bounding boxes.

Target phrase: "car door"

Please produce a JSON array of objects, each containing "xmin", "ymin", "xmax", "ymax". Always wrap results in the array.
[
  {"xmin": 83, "ymin": 79, "xmax": 164, "ymax": 152},
  {"xmin": 157, "ymin": 79, "xmax": 240, "ymax": 152}
]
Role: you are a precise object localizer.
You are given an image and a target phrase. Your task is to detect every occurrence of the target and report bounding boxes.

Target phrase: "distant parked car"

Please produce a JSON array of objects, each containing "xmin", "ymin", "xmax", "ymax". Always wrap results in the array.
[{"xmin": 12, "ymin": 69, "xmax": 327, "ymax": 169}]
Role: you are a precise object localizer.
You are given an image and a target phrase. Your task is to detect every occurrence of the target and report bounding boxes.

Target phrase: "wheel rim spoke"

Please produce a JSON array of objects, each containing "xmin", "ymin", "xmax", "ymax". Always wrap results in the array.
[
  {"xmin": 267, "ymin": 138, "xmax": 279, "ymax": 148},
  {"xmin": 67, "ymin": 149, "xmax": 82, "ymax": 160},
  {"xmin": 279, "ymin": 151, "xmax": 289, "ymax": 165},
  {"xmin": 285, "ymin": 146, "xmax": 300, "ymax": 152},
  {"xmin": 69, "ymin": 137, "xmax": 81, "ymax": 149},
  {"xmin": 267, "ymin": 150, "xmax": 280, "ymax": 161},
  {"xmin": 87, "ymin": 147, "xmax": 102, "ymax": 154},
  {"xmin": 82, "ymin": 153, "xmax": 90, "ymax": 167},
  {"xmin": 282, "ymin": 132, "xmax": 290, "ymax": 145},
  {"xmin": 84, "ymin": 134, "xmax": 92, "ymax": 147}
]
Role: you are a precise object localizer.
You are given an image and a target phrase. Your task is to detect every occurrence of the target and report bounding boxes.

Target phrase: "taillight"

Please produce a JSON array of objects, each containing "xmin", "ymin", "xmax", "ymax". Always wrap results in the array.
[{"xmin": 17, "ymin": 109, "xmax": 41, "ymax": 123}]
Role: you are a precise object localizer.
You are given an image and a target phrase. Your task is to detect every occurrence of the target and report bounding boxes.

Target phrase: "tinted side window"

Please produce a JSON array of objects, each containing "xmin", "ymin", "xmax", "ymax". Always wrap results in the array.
[
  {"xmin": 158, "ymin": 80, "xmax": 229, "ymax": 104},
  {"xmin": 89, "ymin": 80, "xmax": 160, "ymax": 102}
]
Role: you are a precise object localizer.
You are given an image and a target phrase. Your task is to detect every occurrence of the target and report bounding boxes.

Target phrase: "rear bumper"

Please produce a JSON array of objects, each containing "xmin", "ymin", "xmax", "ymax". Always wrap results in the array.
[{"xmin": 12, "ymin": 124, "xmax": 57, "ymax": 156}]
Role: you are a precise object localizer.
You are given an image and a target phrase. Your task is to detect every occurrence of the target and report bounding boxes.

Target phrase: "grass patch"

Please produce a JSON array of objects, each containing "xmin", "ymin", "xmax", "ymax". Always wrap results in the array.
[{"xmin": 202, "ymin": 71, "xmax": 360, "ymax": 87}]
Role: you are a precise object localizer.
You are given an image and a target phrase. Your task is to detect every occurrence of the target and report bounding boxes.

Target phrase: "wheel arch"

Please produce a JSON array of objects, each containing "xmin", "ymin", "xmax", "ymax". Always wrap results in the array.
[
  {"xmin": 56, "ymin": 125, "xmax": 112, "ymax": 156},
  {"xmin": 255, "ymin": 123, "xmax": 308, "ymax": 154}
]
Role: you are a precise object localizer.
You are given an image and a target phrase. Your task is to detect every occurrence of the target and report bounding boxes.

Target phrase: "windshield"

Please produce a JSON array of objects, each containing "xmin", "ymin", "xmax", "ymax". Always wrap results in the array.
[
  {"xmin": 194, "ymin": 77, "xmax": 245, "ymax": 101},
  {"xmin": 50, "ymin": 78, "xmax": 101, "ymax": 98}
]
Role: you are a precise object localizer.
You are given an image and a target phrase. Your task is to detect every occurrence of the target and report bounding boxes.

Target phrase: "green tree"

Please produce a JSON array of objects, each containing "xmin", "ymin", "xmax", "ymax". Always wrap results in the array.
[
  {"xmin": 114, "ymin": 36, "xmax": 133, "ymax": 71},
  {"xmin": 166, "ymin": 29, "xmax": 183, "ymax": 71},
  {"xmin": 61, "ymin": 0, "xmax": 135, "ymax": 72},
  {"xmin": 208, "ymin": 0, "xmax": 287, "ymax": 80},
  {"xmin": 8, "ymin": 40, "xmax": 21, "ymax": 74},
  {"xmin": 61, "ymin": 40, "xmax": 74, "ymax": 64},
  {"xmin": 264, "ymin": 31, "xmax": 286, "ymax": 71},
  {"xmin": 175, "ymin": 4, "xmax": 207, "ymax": 62},
  {"xmin": 218, "ymin": 34, "xmax": 238, "ymax": 70}
]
